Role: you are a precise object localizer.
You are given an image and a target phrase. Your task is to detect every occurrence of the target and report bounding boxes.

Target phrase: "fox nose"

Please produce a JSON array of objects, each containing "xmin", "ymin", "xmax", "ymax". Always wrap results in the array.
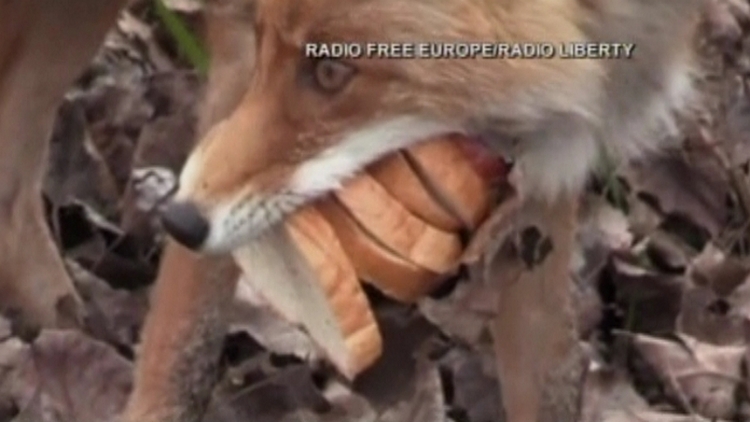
[{"xmin": 160, "ymin": 201, "xmax": 210, "ymax": 250}]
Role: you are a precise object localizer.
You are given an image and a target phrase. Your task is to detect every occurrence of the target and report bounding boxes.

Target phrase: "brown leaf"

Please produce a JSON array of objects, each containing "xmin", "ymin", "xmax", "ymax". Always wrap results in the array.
[
  {"xmin": 628, "ymin": 333, "xmax": 744, "ymax": 419},
  {"xmin": 419, "ymin": 280, "xmax": 496, "ymax": 349},
  {"xmin": 353, "ymin": 303, "xmax": 438, "ymax": 412},
  {"xmin": 688, "ymin": 243, "xmax": 750, "ymax": 295},
  {"xmin": 204, "ymin": 359, "xmax": 329, "ymax": 422},
  {"xmin": 44, "ymin": 100, "xmax": 120, "ymax": 214},
  {"xmin": 621, "ymin": 153, "xmax": 729, "ymax": 238},
  {"xmin": 437, "ymin": 346, "xmax": 502, "ymax": 422},
  {"xmin": 229, "ymin": 277, "xmax": 322, "ymax": 363},
  {"xmin": 273, "ymin": 381, "xmax": 377, "ymax": 422},
  {"xmin": 600, "ymin": 410, "xmax": 727, "ymax": 422},
  {"xmin": 461, "ymin": 192, "xmax": 520, "ymax": 265},
  {"xmin": 119, "ymin": 74, "xmax": 200, "ymax": 248},
  {"xmin": 378, "ymin": 357, "xmax": 447, "ymax": 422},
  {"xmin": 678, "ymin": 283, "xmax": 745, "ymax": 345},
  {"xmin": 0, "ymin": 336, "xmax": 34, "ymax": 421},
  {"xmin": 580, "ymin": 365, "xmax": 649, "ymax": 422},
  {"xmin": 67, "ymin": 260, "xmax": 148, "ymax": 353},
  {"xmin": 609, "ymin": 258, "xmax": 686, "ymax": 334},
  {"xmin": 4, "ymin": 329, "xmax": 132, "ymax": 422}
]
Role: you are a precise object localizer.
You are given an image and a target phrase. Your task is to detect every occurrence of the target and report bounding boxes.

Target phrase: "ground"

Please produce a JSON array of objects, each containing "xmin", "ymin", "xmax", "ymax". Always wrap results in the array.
[{"xmin": 3, "ymin": 0, "xmax": 750, "ymax": 421}]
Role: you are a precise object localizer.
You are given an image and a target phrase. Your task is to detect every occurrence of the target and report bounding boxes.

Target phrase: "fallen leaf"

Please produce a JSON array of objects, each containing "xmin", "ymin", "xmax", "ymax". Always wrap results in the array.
[
  {"xmin": 627, "ymin": 332, "xmax": 744, "ymax": 419},
  {"xmin": 4, "ymin": 330, "xmax": 132, "ymax": 422},
  {"xmin": 44, "ymin": 100, "xmax": 120, "ymax": 215},
  {"xmin": 419, "ymin": 280, "xmax": 496, "ymax": 348},
  {"xmin": 580, "ymin": 363, "xmax": 649, "ymax": 422},
  {"xmin": 600, "ymin": 410, "xmax": 727, "ymax": 422},
  {"xmin": 437, "ymin": 346, "xmax": 502, "ymax": 422},
  {"xmin": 688, "ymin": 243, "xmax": 750, "ymax": 295},
  {"xmin": 67, "ymin": 260, "xmax": 148, "ymax": 354},
  {"xmin": 621, "ymin": 152, "xmax": 729, "ymax": 239},
  {"xmin": 229, "ymin": 276, "xmax": 322, "ymax": 363},
  {"xmin": 608, "ymin": 258, "xmax": 686, "ymax": 334},
  {"xmin": 378, "ymin": 357, "xmax": 446, "ymax": 422},
  {"xmin": 204, "ymin": 359, "xmax": 329, "ymax": 422}
]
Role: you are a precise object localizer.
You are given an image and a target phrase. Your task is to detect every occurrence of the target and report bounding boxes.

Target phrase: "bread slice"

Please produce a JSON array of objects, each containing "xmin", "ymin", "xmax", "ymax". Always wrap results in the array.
[
  {"xmin": 404, "ymin": 135, "xmax": 497, "ymax": 230},
  {"xmin": 316, "ymin": 198, "xmax": 448, "ymax": 302},
  {"xmin": 232, "ymin": 206, "xmax": 382, "ymax": 379},
  {"xmin": 334, "ymin": 172, "xmax": 463, "ymax": 275},
  {"xmin": 367, "ymin": 151, "xmax": 464, "ymax": 232}
]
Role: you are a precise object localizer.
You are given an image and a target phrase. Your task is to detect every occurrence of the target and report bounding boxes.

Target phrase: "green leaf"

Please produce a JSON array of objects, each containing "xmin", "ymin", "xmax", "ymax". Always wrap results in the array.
[{"xmin": 153, "ymin": 0, "xmax": 209, "ymax": 76}]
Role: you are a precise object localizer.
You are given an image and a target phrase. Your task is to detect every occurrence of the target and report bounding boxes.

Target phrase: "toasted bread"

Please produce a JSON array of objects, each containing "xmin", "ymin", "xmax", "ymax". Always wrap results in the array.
[
  {"xmin": 334, "ymin": 172, "xmax": 463, "ymax": 275},
  {"xmin": 367, "ymin": 151, "xmax": 464, "ymax": 232},
  {"xmin": 404, "ymin": 135, "xmax": 497, "ymax": 229},
  {"xmin": 316, "ymin": 198, "xmax": 448, "ymax": 302},
  {"xmin": 232, "ymin": 206, "xmax": 382, "ymax": 378}
]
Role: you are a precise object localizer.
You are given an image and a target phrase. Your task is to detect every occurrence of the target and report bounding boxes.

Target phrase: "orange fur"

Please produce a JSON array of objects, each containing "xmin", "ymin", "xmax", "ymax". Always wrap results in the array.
[{"xmin": 170, "ymin": 0, "xmax": 703, "ymax": 253}]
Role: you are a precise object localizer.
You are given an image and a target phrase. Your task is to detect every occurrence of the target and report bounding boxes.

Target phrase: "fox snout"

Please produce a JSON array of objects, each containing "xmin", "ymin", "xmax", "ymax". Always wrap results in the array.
[
  {"xmin": 157, "ymin": 112, "xmax": 287, "ymax": 253},
  {"xmin": 160, "ymin": 201, "xmax": 211, "ymax": 250}
]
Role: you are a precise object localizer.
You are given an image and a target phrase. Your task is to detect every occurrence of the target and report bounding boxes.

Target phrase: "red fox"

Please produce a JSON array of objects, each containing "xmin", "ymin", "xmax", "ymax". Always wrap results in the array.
[
  {"xmin": 158, "ymin": 0, "xmax": 704, "ymax": 255},
  {"xmin": 123, "ymin": 0, "xmax": 705, "ymax": 420}
]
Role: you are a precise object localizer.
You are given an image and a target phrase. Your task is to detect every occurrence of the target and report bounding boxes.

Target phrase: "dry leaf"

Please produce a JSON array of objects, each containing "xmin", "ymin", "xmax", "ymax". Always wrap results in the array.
[
  {"xmin": 621, "ymin": 153, "xmax": 728, "ymax": 238},
  {"xmin": 580, "ymin": 364, "xmax": 649, "ymax": 422},
  {"xmin": 600, "ymin": 410, "xmax": 726, "ymax": 422},
  {"xmin": 437, "ymin": 346, "xmax": 502, "ymax": 422},
  {"xmin": 627, "ymin": 333, "xmax": 744, "ymax": 419},
  {"xmin": 4, "ymin": 330, "xmax": 132, "ymax": 422},
  {"xmin": 609, "ymin": 258, "xmax": 686, "ymax": 334},
  {"xmin": 230, "ymin": 276, "xmax": 321, "ymax": 362},
  {"xmin": 688, "ymin": 243, "xmax": 750, "ymax": 295},
  {"xmin": 378, "ymin": 358, "xmax": 446, "ymax": 422}
]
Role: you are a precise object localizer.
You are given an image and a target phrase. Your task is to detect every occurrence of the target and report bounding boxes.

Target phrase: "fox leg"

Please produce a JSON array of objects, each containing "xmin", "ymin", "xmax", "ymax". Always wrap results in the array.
[
  {"xmin": 0, "ymin": 0, "xmax": 127, "ymax": 330},
  {"xmin": 121, "ymin": 3, "xmax": 257, "ymax": 421},
  {"xmin": 120, "ymin": 242, "xmax": 239, "ymax": 422},
  {"xmin": 488, "ymin": 192, "xmax": 587, "ymax": 422}
]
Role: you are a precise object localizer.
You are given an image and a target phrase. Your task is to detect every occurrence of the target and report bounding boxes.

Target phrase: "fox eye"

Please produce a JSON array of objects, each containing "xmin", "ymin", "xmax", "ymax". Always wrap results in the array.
[{"xmin": 312, "ymin": 59, "xmax": 356, "ymax": 93}]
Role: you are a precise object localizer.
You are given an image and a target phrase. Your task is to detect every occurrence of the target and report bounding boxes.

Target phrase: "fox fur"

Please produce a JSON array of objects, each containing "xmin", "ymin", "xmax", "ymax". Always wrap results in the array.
[
  {"xmin": 170, "ymin": 0, "xmax": 703, "ymax": 253},
  {"xmin": 123, "ymin": 0, "xmax": 706, "ymax": 421}
]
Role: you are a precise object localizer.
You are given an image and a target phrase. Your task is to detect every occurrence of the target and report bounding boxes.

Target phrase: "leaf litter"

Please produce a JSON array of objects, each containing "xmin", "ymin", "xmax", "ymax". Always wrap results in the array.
[{"xmin": 5, "ymin": 0, "xmax": 750, "ymax": 421}]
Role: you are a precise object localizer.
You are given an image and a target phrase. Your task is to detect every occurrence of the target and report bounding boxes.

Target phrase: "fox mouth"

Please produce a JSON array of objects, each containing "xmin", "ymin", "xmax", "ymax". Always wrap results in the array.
[
  {"xmin": 448, "ymin": 134, "xmax": 509, "ymax": 184},
  {"xmin": 160, "ymin": 132, "xmax": 505, "ymax": 254}
]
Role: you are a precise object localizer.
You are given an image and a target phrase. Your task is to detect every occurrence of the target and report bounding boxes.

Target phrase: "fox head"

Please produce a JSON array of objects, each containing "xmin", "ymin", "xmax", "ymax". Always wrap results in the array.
[{"xmin": 162, "ymin": 0, "xmax": 603, "ymax": 253}]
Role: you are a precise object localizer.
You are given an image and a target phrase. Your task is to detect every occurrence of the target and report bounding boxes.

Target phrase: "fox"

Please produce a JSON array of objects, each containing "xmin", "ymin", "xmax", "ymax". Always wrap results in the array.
[
  {"xmin": 123, "ymin": 0, "xmax": 706, "ymax": 421},
  {"xmin": 158, "ymin": 0, "xmax": 704, "ymax": 255}
]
